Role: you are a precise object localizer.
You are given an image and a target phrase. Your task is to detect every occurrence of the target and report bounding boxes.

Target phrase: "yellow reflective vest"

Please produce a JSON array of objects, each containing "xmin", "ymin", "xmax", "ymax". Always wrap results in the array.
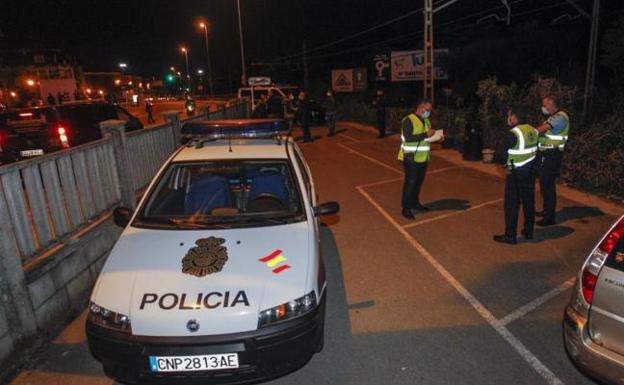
[{"xmin": 397, "ymin": 114, "xmax": 430, "ymax": 163}]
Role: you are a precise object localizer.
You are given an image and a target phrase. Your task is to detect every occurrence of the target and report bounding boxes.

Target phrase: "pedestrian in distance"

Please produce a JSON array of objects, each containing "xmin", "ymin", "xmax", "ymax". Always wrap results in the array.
[
  {"xmin": 323, "ymin": 90, "xmax": 337, "ymax": 137},
  {"xmin": 57, "ymin": 91, "xmax": 64, "ymax": 105},
  {"xmin": 296, "ymin": 91, "xmax": 312, "ymax": 143},
  {"xmin": 534, "ymin": 95, "xmax": 570, "ymax": 227},
  {"xmin": 398, "ymin": 99, "xmax": 440, "ymax": 219},
  {"xmin": 46, "ymin": 93, "xmax": 56, "ymax": 105},
  {"xmin": 145, "ymin": 99, "xmax": 155, "ymax": 124},
  {"xmin": 373, "ymin": 89, "xmax": 387, "ymax": 138},
  {"xmin": 493, "ymin": 104, "xmax": 539, "ymax": 245},
  {"xmin": 283, "ymin": 92, "xmax": 296, "ymax": 135}
]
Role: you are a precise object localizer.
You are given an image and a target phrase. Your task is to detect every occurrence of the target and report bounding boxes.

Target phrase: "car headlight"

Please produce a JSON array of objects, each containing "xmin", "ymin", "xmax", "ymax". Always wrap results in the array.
[
  {"xmin": 88, "ymin": 301, "xmax": 132, "ymax": 333},
  {"xmin": 258, "ymin": 291, "xmax": 317, "ymax": 328}
]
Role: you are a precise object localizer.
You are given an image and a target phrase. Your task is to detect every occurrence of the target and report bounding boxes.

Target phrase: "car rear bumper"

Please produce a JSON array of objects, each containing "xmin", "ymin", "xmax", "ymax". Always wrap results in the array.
[
  {"xmin": 87, "ymin": 295, "xmax": 325, "ymax": 385},
  {"xmin": 564, "ymin": 304, "xmax": 624, "ymax": 384}
]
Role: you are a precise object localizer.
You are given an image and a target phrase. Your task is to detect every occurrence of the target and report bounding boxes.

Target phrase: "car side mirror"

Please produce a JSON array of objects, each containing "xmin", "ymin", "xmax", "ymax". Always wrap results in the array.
[
  {"xmin": 313, "ymin": 202, "xmax": 340, "ymax": 217},
  {"xmin": 113, "ymin": 206, "xmax": 133, "ymax": 227}
]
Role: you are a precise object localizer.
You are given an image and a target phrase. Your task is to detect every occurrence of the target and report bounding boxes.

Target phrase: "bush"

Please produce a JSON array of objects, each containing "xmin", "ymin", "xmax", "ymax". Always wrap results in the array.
[{"xmin": 336, "ymin": 97, "xmax": 376, "ymax": 126}]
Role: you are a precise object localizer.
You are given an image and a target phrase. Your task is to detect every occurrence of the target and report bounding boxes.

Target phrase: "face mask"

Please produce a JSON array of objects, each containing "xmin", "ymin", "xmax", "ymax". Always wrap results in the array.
[
  {"xmin": 541, "ymin": 106, "xmax": 549, "ymax": 115},
  {"xmin": 422, "ymin": 110, "xmax": 431, "ymax": 119}
]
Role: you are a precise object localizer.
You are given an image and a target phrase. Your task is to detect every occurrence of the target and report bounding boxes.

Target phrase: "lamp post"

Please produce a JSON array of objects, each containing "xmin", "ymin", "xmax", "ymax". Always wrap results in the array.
[
  {"xmin": 236, "ymin": 0, "xmax": 246, "ymax": 86},
  {"xmin": 180, "ymin": 47, "xmax": 191, "ymax": 91},
  {"xmin": 199, "ymin": 22, "xmax": 214, "ymax": 96}
]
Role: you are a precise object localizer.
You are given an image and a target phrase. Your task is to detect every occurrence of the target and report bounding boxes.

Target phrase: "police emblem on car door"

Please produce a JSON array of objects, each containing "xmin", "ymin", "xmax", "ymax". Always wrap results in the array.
[{"xmin": 182, "ymin": 237, "xmax": 228, "ymax": 277}]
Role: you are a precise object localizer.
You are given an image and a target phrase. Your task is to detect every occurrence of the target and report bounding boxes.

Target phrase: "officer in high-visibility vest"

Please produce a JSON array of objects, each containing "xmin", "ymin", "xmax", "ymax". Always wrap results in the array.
[
  {"xmin": 535, "ymin": 96, "xmax": 569, "ymax": 226},
  {"xmin": 493, "ymin": 105, "xmax": 538, "ymax": 245},
  {"xmin": 398, "ymin": 99, "xmax": 436, "ymax": 220}
]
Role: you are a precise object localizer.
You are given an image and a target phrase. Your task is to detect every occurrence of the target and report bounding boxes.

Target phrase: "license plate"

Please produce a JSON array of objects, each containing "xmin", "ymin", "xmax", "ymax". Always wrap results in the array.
[
  {"xmin": 149, "ymin": 353, "xmax": 239, "ymax": 372},
  {"xmin": 20, "ymin": 149, "xmax": 44, "ymax": 157}
]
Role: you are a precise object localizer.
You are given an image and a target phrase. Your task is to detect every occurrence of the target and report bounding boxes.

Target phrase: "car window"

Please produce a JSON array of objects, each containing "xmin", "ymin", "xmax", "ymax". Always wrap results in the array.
[{"xmin": 135, "ymin": 160, "xmax": 305, "ymax": 229}]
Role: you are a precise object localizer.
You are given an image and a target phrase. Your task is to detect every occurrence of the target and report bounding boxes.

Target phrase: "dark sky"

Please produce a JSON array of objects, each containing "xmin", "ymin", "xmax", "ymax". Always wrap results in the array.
[{"xmin": 1, "ymin": 0, "xmax": 623, "ymax": 84}]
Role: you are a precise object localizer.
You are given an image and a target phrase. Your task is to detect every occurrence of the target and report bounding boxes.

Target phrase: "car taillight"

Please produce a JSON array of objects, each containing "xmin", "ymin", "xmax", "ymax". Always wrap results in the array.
[
  {"xmin": 581, "ymin": 217, "xmax": 624, "ymax": 304},
  {"xmin": 57, "ymin": 126, "xmax": 69, "ymax": 148}
]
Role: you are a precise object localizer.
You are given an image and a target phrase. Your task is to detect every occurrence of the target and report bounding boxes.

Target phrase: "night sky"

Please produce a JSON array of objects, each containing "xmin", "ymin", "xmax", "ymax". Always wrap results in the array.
[{"xmin": 2, "ymin": 0, "xmax": 623, "ymax": 88}]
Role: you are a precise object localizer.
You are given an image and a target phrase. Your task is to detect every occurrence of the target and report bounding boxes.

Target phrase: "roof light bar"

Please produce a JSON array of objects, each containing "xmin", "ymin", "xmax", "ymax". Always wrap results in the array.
[{"xmin": 181, "ymin": 119, "xmax": 290, "ymax": 141}]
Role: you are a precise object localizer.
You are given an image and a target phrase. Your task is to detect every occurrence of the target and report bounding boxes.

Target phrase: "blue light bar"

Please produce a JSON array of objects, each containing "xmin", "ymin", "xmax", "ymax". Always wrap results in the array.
[{"xmin": 181, "ymin": 119, "xmax": 289, "ymax": 140}]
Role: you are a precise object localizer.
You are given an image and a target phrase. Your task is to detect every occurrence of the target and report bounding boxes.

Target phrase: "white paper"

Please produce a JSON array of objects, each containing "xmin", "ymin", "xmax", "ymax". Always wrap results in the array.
[{"xmin": 425, "ymin": 129, "xmax": 444, "ymax": 143}]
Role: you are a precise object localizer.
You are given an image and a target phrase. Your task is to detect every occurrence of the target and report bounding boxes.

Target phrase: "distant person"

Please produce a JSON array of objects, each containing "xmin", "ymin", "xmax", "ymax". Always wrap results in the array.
[
  {"xmin": 74, "ymin": 90, "xmax": 81, "ymax": 101},
  {"xmin": 493, "ymin": 104, "xmax": 538, "ymax": 245},
  {"xmin": 322, "ymin": 90, "xmax": 337, "ymax": 136},
  {"xmin": 47, "ymin": 93, "xmax": 56, "ymax": 105},
  {"xmin": 398, "ymin": 99, "xmax": 439, "ymax": 219},
  {"xmin": 283, "ymin": 92, "xmax": 296, "ymax": 134},
  {"xmin": 251, "ymin": 94, "xmax": 268, "ymax": 118},
  {"xmin": 373, "ymin": 89, "xmax": 386, "ymax": 138},
  {"xmin": 145, "ymin": 99, "xmax": 155, "ymax": 124},
  {"xmin": 57, "ymin": 91, "xmax": 64, "ymax": 104},
  {"xmin": 267, "ymin": 90, "xmax": 283, "ymax": 118},
  {"xmin": 296, "ymin": 91, "xmax": 312, "ymax": 143},
  {"xmin": 534, "ymin": 95, "xmax": 570, "ymax": 227}
]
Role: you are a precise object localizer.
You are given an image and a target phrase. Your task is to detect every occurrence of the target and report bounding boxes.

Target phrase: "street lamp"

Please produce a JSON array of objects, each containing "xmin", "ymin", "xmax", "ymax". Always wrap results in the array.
[
  {"xmin": 199, "ymin": 21, "xmax": 214, "ymax": 95},
  {"xmin": 236, "ymin": 0, "xmax": 247, "ymax": 86},
  {"xmin": 26, "ymin": 79, "xmax": 35, "ymax": 86},
  {"xmin": 180, "ymin": 47, "xmax": 191, "ymax": 91}
]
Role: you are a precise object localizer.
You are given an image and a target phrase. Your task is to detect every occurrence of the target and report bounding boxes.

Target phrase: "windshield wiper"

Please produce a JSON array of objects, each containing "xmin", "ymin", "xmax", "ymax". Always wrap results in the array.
[{"xmin": 133, "ymin": 218, "xmax": 231, "ymax": 229}]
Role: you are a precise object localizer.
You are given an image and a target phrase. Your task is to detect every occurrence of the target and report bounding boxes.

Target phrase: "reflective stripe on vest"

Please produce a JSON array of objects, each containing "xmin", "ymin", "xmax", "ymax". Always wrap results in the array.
[
  {"xmin": 538, "ymin": 110, "xmax": 569, "ymax": 151},
  {"xmin": 397, "ymin": 114, "xmax": 430, "ymax": 163},
  {"xmin": 507, "ymin": 125, "xmax": 538, "ymax": 168}
]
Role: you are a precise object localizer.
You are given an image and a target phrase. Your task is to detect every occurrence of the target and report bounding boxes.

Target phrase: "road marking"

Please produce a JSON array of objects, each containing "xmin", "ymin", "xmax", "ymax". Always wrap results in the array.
[
  {"xmin": 402, "ymin": 198, "xmax": 504, "ymax": 229},
  {"xmin": 356, "ymin": 187, "xmax": 564, "ymax": 385},
  {"xmin": 359, "ymin": 177, "xmax": 404, "ymax": 188},
  {"xmin": 499, "ymin": 278, "xmax": 575, "ymax": 326},
  {"xmin": 337, "ymin": 143, "xmax": 403, "ymax": 175},
  {"xmin": 337, "ymin": 133, "xmax": 361, "ymax": 143}
]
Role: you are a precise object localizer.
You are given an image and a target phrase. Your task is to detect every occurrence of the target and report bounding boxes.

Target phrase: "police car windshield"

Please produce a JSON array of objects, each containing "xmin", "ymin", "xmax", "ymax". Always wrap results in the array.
[{"xmin": 135, "ymin": 160, "xmax": 305, "ymax": 229}]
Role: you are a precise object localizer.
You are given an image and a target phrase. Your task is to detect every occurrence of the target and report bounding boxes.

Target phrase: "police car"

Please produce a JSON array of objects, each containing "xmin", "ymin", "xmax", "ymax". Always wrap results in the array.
[{"xmin": 86, "ymin": 119, "xmax": 339, "ymax": 384}]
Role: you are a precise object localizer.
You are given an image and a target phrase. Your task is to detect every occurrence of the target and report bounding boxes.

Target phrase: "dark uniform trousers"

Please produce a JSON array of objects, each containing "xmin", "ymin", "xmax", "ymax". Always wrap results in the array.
[
  {"xmin": 377, "ymin": 113, "xmax": 386, "ymax": 137},
  {"xmin": 401, "ymin": 153, "xmax": 428, "ymax": 209},
  {"xmin": 537, "ymin": 149, "xmax": 563, "ymax": 223},
  {"xmin": 504, "ymin": 164, "xmax": 536, "ymax": 237}
]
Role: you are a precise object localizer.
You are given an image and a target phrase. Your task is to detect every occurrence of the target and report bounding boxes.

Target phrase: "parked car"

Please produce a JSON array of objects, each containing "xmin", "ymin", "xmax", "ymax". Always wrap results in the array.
[
  {"xmin": 86, "ymin": 119, "xmax": 339, "ymax": 384},
  {"xmin": 0, "ymin": 101, "xmax": 143, "ymax": 164},
  {"xmin": 564, "ymin": 214, "xmax": 624, "ymax": 384}
]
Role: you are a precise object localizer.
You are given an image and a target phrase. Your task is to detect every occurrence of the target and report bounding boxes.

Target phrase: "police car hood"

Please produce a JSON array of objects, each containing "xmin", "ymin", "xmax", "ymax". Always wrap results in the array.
[{"xmin": 92, "ymin": 222, "xmax": 311, "ymax": 337}]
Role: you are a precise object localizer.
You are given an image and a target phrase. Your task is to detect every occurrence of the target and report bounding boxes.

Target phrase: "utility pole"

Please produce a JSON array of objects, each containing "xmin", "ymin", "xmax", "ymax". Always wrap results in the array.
[
  {"xmin": 237, "ymin": 0, "xmax": 247, "ymax": 86},
  {"xmin": 303, "ymin": 40, "xmax": 309, "ymax": 91},
  {"xmin": 423, "ymin": 0, "xmax": 434, "ymax": 102},
  {"xmin": 583, "ymin": 0, "xmax": 600, "ymax": 117}
]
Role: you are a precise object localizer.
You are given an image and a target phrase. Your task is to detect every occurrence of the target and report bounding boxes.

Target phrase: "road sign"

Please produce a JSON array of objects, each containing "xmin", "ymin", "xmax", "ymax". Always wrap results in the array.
[
  {"xmin": 248, "ymin": 76, "xmax": 271, "ymax": 86},
  {"xmin": 390, "ymin": 49, "xmax": 449, "ymax": 82},
  {"xmin": 373, "ymin": 54, "xmax": 390, "ymax": 81},
  {"xmin": 331, "ymin": 68, "xmax": 367, "ymax": 93}
]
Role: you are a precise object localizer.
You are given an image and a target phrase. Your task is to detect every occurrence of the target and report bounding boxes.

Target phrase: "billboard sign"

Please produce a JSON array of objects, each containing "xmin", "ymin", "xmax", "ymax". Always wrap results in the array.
[
  {"xmin": 372, "ymin": 54, "xmax": 390, "ymax": 81},
  {"xmin": 390, "ymin": 49, "xmax": 449, "ymax": 82},
  {"xmin": 331, "ymin": 68, "xmax": 368, "ymax": 92}
]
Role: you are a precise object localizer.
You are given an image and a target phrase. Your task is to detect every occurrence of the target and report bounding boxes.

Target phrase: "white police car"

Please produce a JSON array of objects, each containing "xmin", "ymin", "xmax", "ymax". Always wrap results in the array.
[{"xmin": 86, "ymin": 119, "xmax": 339, "ymax": 384}]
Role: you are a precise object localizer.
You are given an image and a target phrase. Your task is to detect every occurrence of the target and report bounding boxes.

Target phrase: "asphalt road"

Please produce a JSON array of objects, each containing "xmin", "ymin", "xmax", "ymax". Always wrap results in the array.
[{"xmin": 9, "ymin": 122, "xmax": 618, "ymax": 385}]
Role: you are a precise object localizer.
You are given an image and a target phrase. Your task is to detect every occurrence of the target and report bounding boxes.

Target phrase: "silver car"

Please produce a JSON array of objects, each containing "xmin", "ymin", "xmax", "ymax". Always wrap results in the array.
[{"xmin": 564, "ymin": 214, "xmax": 624, "ymax": 384}]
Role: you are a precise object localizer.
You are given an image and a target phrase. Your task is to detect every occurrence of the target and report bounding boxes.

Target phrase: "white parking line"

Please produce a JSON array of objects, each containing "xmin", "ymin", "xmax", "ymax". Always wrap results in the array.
[
  {"xmin": 356, "ymin": 186, "xmax": 564, "ymax": 385},
  {"xmin": 402, "ymin": 198, "xmax": 504, "ymax": 229},
  {"xmin": 336, "ymin": 143, "xmax": 403, "ymax": 175},
  {"xmin": 499, "ymin": 278, "xmax": 575, "ymax": 326},
  {"xmin": 358, "ymin": 177, "xmax": 404, "ymax": 189},
  {"xmin": 337, "ymin": 133, "xmax": 361, "ymax": 143}
]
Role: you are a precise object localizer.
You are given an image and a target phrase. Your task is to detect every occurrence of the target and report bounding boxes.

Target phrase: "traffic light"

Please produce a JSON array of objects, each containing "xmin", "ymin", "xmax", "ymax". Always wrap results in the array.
[{"xmin": 166, "ymin": 74, "xmax": 175, "ymax": 82}]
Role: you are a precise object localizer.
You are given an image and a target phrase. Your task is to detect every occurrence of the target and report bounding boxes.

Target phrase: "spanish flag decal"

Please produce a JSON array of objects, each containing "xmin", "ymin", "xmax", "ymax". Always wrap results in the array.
[{"xmin": 259, "ymin": 249, "xmax": 291, "ymax": 274}]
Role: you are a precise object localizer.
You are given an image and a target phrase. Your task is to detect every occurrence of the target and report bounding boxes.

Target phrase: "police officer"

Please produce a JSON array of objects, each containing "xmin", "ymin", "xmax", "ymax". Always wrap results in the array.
[
  {"xmin": 535, "ymin": 96, "xmax": 569, "ymax": 226},
  {"xmin": 493, "ymin": 105, "xmax": 538, "ymax": 245},
  {"xmin": 373, "ymin": 90, "xmax": 386, "ymax": 138},
  {"xmin": 398, "ymin": 99, "xmax": 435, "ymax": 219}
]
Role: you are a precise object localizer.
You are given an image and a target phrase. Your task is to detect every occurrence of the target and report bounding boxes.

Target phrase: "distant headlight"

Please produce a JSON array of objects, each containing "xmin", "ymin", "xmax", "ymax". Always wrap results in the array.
[
  {"xmin": 258, "ymin": 291, "xmax": 317, "ymax": 328},
  {"xmin": 88, "ymin": 301, "xmax": 132, "ymax": 333}
]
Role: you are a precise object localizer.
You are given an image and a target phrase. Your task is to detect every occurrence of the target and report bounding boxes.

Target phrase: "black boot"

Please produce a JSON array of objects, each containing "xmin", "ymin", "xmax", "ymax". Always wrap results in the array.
[
  {"xmin": 402, "ymin": 208, "xmax": 415, "ymax": 220},
  {"xmin": 493, "ymin": 234, "xmax": 517, "ymax": 245}
]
